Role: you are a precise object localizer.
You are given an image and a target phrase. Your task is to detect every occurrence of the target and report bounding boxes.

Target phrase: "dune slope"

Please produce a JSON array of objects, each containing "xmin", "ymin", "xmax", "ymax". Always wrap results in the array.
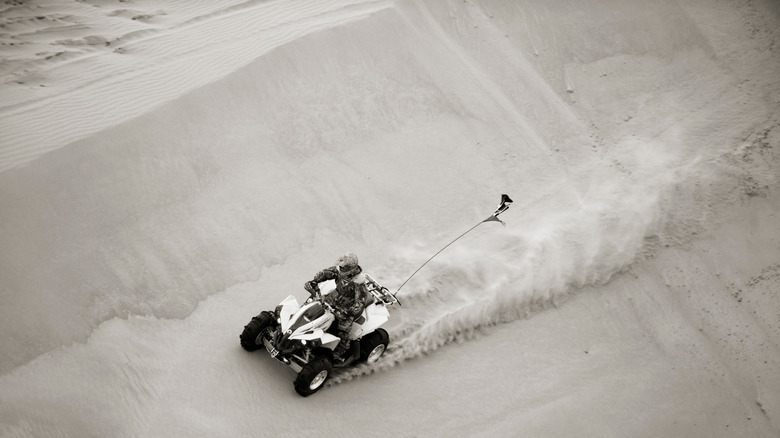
[{"xmin": 0, "ymin": 0, "xmax": 778, "ymax": 436}]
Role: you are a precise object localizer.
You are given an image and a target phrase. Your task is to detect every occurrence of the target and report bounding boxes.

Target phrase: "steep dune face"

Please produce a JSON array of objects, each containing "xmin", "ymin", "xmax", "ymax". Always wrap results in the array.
[
  {"xmin": 1, "ymin": 0, "xmax": 567, "ymax": 372},
  {"xmin": 0, "ymin": 0, "xmax": 778, "ymax": 436}
]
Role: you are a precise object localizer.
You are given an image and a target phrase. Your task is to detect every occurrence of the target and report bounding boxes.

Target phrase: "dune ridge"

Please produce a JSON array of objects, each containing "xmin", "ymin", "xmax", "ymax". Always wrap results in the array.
[{"xmin": 0, "ymin": 0, "xmax": 392, "ymax": 173}]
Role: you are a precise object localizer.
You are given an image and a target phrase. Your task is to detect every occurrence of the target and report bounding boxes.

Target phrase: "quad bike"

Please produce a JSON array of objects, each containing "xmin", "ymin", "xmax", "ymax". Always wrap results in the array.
[{"xmin": 240, "ymin": 273, "xmax": 400, "ymax": 396}]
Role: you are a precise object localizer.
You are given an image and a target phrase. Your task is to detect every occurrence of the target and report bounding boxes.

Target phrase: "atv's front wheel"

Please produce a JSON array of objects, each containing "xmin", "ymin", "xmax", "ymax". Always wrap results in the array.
[
  {"xmin": 359, "ymin": 328, "xmax": 389, "ymax": 364},
  {"xmin": 294, "ymin": 355, "xmax": 333, "ymax": 397},
  {"xmin": 240, "ymin": 311, "xmax": 275, "ymax": 352}
]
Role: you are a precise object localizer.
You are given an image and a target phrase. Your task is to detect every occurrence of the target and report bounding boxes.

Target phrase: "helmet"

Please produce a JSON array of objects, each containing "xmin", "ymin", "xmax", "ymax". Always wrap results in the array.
[{"xmin": 336, "ymin": 252, "xmax": 359, "ymax": 274}]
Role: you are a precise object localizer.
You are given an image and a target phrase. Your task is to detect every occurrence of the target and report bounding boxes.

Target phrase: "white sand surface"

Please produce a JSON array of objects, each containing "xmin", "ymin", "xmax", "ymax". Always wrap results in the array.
[{"xmin": 1, "ymin": 0, "xmax": 778, "ymax": 437}]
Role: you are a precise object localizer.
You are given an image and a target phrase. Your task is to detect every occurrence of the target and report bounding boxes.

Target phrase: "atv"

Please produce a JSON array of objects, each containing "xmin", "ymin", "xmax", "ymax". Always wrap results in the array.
[{"xmin": 240, "ymin": 273, "xmax": 400, "ymax": 396}]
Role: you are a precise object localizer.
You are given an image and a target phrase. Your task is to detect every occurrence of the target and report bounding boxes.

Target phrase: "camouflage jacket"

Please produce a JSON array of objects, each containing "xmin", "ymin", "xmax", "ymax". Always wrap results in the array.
[{"xmin": 311, "ymin": 266, "xmax": 371, "ymax": 318}]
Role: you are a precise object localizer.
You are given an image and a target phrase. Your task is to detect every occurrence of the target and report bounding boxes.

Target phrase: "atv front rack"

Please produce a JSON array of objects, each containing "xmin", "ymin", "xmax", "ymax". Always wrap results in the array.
[{"xmin": 364, "ymin": 273, "xmax": 401, "ymax": 306}]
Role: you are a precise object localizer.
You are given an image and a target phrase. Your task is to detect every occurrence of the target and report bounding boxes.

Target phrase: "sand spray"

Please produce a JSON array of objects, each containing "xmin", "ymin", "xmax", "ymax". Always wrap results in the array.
[{"xmin": 329, "ymin": 138, "xmax": 695, "ymax": 384}]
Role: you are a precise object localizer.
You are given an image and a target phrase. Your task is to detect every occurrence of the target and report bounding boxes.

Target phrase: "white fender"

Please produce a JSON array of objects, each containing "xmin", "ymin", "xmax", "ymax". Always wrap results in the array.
[
  {"xmin": 278, "ymin": 295, "xmax": 299, "ymax": 332},
  {"xmin": 349, "ymin": 303, "xmax": 390, "ymax": 340},
  {"xmin": 321, "ymin": 333, "xmax": 341, "ymax": 350}
]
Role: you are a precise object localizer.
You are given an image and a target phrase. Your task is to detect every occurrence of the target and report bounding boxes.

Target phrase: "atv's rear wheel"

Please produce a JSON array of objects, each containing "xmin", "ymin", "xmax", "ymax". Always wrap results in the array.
[
  {"xmin": 240, "ymin": 311, "xmax": 275, "ymax": 352},
  {"xmin": 359, "ymin": 328, "xmax": 389, "ymax": 363},
  {"xmin": 294, "ymin": 355, "xmax": 333, "ymax": 397}
]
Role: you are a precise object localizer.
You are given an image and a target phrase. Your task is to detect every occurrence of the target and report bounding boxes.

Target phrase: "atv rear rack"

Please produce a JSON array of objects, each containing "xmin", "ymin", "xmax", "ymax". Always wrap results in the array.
[{"xmin": 364, "ymin": 273, "xmax": 401, "ymax": 306}]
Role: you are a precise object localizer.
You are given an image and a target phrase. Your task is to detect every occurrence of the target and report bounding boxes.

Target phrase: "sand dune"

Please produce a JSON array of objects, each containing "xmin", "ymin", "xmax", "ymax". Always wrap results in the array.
[
  {"xmin": 1, "ymin": 0, "xmax": 778, "ymax": 436},
  {"xmin": 0, "ymin": 0, "xmax": 392, "ymax": 172}
]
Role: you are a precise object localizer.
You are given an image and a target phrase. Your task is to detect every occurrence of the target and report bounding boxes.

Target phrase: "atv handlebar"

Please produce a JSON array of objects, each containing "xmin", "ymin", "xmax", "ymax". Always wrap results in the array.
[
  {"xmin": 303, "ymin": 294, "xmax": 336, "ymax": 315},
  {"xmin": 304, "ymin": 281, "xmax": 321, "ymax": 301}
]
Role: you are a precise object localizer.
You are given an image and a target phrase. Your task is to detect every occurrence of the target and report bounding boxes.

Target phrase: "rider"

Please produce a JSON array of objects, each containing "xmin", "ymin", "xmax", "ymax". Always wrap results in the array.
[{"xmin": 305, "ymin": 252, "xmax": 372, "ymax": 365}]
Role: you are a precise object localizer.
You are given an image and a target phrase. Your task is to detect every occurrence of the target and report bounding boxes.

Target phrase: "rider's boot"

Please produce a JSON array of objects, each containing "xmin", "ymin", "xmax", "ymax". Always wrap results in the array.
[{"xmin": 333, "ymin": 340, "xmax": 359, "ymax": 368}]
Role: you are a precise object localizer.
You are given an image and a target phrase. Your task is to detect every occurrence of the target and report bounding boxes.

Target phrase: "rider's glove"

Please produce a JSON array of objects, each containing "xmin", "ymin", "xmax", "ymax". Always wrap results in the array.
[{"xmin": 304, "ymin": 281, "xmax": 319, "ymax": 296}]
